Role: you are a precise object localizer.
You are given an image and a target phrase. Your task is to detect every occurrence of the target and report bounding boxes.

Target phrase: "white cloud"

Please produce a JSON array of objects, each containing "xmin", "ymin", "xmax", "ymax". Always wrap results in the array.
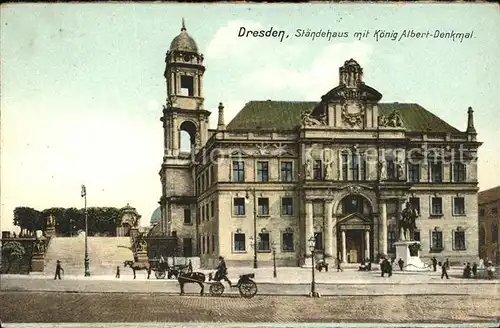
[
  {"xmin": 205, "ymin": 20, "xmax": 263, "ymax": 60},
  {"xmin": 241, "ymin": 41, "xmax": 374, "ymax": 100}
]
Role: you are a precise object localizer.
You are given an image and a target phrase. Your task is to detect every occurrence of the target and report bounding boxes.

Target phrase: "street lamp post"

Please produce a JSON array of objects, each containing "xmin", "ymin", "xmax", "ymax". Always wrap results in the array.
[
  {"xmin": 308, "ymin": 235, "xmax": 319, "ymax": 298},
  {"xmin": 272, "ymin": 241, "xmax": 277, "ymax": 278},
  {"xmin": 245, "ymin": 188, "xmax": 258, "ymax": 269},
  {"xmin": 81, "ymin": 185, "xmax": 90, "ymax": 277}
]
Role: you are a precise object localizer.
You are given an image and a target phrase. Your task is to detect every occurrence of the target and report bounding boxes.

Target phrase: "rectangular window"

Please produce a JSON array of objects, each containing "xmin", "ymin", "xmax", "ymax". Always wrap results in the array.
[
  {"xmin": 282, "ymin": 232, "xmax": 294, "ymax": 252},
  {"xmin": 453, "ymin": 197, "xmax": 465, "ymax": 215},
  {"xmin": 360, "ymin": 155, "xmax": 367, "ymax": 181},
  {"xmin": 232, "ymin": 161, "xmax": 245, "ymax": 182},
  {"xmin": 453, "ymin": 231, "xmax": 466, "ymax": 250},
  {"xmin": 206, "ymin": 235, "xmax": 210, "ymax": 254},
  {"xmin": 205, "ymin": 172, "xmax": 209, "ymax": 189},
  {"xmin": 212, "ymin": 235, "xmax": 215, "ymax": 253},
  {"xmin": 453, "ymin": 163, "xmax": 466, "ymax": 182},
  {"xmin": 429, "ymin": 160, "xmax": 443, "ymax": 183},
  {"xmin": 258, "ymin": 198, "xmax": 269, "ymax": 216},
  {"xmin": 201, "ymin": 173, "xmax": 205, "ymax": 191},
  {"xmin": 210, "ymin": 200, "xmax": 215, "ymax": 217},
  {"xmin": 350, "ymin": 154, "xmax": 359, "ymax": 181},
  {"xmin": 257, "ymin": 161, "xmax": 269, "ymax": 182},
  {"xmin": 409, "ymin": 163, "xmax": 420, "ymax": 183},
  {"xmin": 183, "ymin": 208, "xmax": 191, "ymax": 224},
  {"xmin": 431, "ymin": 197, "xmax": 443, "ymax": 216},
  {"xmin": 233, "ymin": 198, "xmax": 245, "ymax": 216},
  {"xmin": 388, "ymin": 231, "xmax": 396, "ymax": 252},
  {"xmin": 196, "ymin": 177, "xmax": 201, "ymax": 195},
  {"xmin": 313, "ymin": 160, "xmax": 323, "ymax": 180},
  {"xmin": 409, "ymin": 197, "xmax": 420, "ymax": 216},
  {"xmin": 183, "ymin": 238, "xmax": 193, "ymax": 257},
  {"xmin": 281, "ymin": 197, "xmax": 293, "ymax": 216},
  {"xmin": 201, "ymin": 206, "xmax": 205, "ymax": 222},
  {"xmin": 341, "ymin": 152, "xmax": 348, "ymax": 181},
  {"xmin": 431, "ymin": 231, "xmax": 443, "ymax": 250},
  {"xmin": 233, "ymin": 233, "xmax": 246, "ymax": 252},
  {"xmin": 314, "ymin": 232, "xmax": 323, "ymax": 250},
  {"xmin": 280, "ymin": 161, "xmax": 293, "ymax": 182},
  {"xmin": 180, "ymin": 75, "xmax": 194, "ymax": 96},
  {"xmin": 387, "ymin": 159, "xmax": 396, "ymax": 180},
  {"xmin": 205, "ymin": 204, "xmax": 209, "ymax": 221},
  {"xmin": 258, "ymin": 232, "xmax": 270, "ymax": 251}
]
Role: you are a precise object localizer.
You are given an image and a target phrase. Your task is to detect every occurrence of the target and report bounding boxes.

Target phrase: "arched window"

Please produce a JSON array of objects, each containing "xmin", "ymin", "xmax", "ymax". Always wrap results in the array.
[
  {"xmin": 342, "ymin": 195, "xmax": 365, "ymax": 215},
  {"xmin": 479, "ymin": 226, "xmax": 486, "ymax": 246},
  {"xmin": 492, "ymin": 223, "xmax": 498, "ymax": 243}
]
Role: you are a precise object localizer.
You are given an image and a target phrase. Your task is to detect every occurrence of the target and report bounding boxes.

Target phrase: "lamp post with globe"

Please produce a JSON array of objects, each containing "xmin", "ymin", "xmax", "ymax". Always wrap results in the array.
[{"xmin": 308, "ymin": 235, "xmax": 319, "ymax": 298}]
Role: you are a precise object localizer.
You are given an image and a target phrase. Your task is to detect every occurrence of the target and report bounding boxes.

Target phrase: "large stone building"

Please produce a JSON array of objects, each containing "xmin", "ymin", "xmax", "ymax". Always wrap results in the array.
[
  {"xmin": 156, "ymin": 22, "xmax": 481, "ymax": 267},
  {"xmin": 478, "ymin": 186, "xmax": 500, "ymax": 264}
]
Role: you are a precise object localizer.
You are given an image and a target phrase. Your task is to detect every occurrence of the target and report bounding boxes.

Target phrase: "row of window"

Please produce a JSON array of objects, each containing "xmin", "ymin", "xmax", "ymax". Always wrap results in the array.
[
  {"xmin": 409, "ymin": 196, "xmax": 466, "ymax": 217},
  {"xmin": 233, "ymin": 232, "xmax": 295, "ymax": 252},
  {"xmin": 229, "ymin": 160, "xmax": 467, "ymax": 183},
  {"xmin": 196, "ymin": 165, "xmax": 216, "ymax": 195},
  {"xmin": 388, "ymin": 230, "xmax": 466, "ymax": 252},
  {"xmin": 199, "ymin": 234, "xmax": 216, "ymax": 255},
  {"xmin": 233, "ymin": 197, "xmax": 294, "ymax": 217}
]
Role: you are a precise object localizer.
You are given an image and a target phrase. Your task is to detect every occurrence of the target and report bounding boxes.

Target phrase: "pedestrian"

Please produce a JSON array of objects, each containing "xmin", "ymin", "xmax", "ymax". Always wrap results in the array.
[
  {"xmin": 54, "ymin": 260, "xmax": 64, "ymax": 280},
  {"xmin": 398, "ymin": 258, "xmax": 404, "ymax": 271},
  {"xmin": 472, "ymin": 262, "xmax": 478, "ymax": 278},
  {"xmin": 336, "ymin": 257, "xmax": 343, "ymax": 272},
  {"xmin": 187, "ymin": 260, "xmax": 193, "ymax": 273},
  {"xmin": 431, "ymin": 256, "xmax": 438, "ymax": 272},
  {"xmin": 115, "ymin": 265, "xmax": 120, "ymax": 278},
  {"xmin": 441, "ymin": 260, "xmax": 449, "ymax": 279}
]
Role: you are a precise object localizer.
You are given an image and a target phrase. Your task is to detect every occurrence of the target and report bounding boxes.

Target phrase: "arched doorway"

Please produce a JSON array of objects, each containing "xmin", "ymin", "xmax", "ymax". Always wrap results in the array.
[
  {"xmin": 179, "ymin": 121, "xmax": 197, "ymax": 154},
  {"xmin": 336, "ymin": 194, "xmax": 374, "ymax": 263}
]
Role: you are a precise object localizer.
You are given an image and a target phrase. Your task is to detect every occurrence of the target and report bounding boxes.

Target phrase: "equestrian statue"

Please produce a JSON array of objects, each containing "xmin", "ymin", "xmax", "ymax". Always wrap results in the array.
[{"xmin": 400, "ymin": 201, "xmax": 418, "ymax": 241}]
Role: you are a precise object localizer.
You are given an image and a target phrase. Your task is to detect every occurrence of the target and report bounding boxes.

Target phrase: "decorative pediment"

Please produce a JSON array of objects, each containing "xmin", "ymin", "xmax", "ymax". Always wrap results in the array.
[
  {"xmin": 379, "ymin": 110, "xmax": 404, "ymax": 128},
  {"xmin": 301, "ymin": 111, "xmax": 327, "ymax": 127},
  {"xmin": 337, "ymin": 213, "xmax": 371, "ymax": 225}
]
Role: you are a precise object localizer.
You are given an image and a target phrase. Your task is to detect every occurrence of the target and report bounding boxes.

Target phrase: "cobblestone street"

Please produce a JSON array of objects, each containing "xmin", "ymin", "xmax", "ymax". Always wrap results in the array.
[{"xmin": 1, "ymin": 291, "xmax": 499, "ymax": 324}]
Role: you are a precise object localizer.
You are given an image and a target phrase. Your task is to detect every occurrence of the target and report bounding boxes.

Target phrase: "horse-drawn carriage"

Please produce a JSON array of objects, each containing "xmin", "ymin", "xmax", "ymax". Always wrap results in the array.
[
  {"xmin": 149, "ymin": 258, "xmax": 187, "ymax": 279},
  {"xmin": 177, "ymin": 271, "xmax": 258, "ymax": 298}
]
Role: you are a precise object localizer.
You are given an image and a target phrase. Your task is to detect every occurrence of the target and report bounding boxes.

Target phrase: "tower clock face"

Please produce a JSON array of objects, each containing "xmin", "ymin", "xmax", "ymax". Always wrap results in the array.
[{"xmin": 183, "ymin": 55, "xmax": 190, "ymax": 62}]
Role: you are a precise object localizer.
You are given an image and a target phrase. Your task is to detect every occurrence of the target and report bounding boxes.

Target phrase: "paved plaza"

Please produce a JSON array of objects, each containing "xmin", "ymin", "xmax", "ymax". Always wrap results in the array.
[{"xmin": 1, "ymin": 292, "xmax": 499, "ymax": 324}]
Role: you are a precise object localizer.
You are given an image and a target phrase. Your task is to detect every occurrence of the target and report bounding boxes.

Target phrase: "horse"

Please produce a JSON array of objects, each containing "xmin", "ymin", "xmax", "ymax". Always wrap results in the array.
[
  {"xmin": 124, "ymin": 260, "xmax": 151, "ymax": 279},
  {"xmin": 177, "ymin": 270, "xmax": 206, "ymax": 296}
]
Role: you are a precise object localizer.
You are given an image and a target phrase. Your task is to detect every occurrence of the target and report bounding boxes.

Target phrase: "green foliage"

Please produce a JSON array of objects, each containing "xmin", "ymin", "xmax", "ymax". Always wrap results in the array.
[
  {"xmin": 2, "ymin": 241, "xmax": 26, "ymax": 273},
  {"xmin": 12, "ymin": 206, "xmax": 124, "ymax": 236}
]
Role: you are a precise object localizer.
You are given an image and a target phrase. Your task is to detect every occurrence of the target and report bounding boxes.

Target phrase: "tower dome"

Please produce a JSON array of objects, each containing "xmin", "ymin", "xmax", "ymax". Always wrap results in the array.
[
  {"xmin": 169, "ymin": 19, "xmax": 198, "ymax": 53},
  {"xmin": 150, "ymin": 206, "xmax": 161, "ymax": 225}
]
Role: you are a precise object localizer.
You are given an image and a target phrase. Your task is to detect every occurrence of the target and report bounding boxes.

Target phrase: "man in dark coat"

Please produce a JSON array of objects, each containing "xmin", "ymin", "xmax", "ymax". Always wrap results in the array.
[
  {"xmin": 187, "ymin": 260, "xmax": 193, "ymax": 273},
  {"xmin": 472, "ymin": 262, "xmax": 478, "ymax": 278},
  {"xmin": 54, "ymin": 260, "xmax": 64, "ymax": 280},
  {"xmin": 441, "ymin": 260, "xmax": 449, "ymax": 279},
  {"xmin": 214, "ymin": 256, "xmax": 232, "ymax": 286},
  {"xmin": 115, "ymin": 265, "xmax": 120, "ymax": 278},
  {"xmin": 398, "ymin": 258, "xmax": 404, "ymax": 271},
  {"xmin": 431, "ymin": 257, "xmax": 438, "ymax": 272}
]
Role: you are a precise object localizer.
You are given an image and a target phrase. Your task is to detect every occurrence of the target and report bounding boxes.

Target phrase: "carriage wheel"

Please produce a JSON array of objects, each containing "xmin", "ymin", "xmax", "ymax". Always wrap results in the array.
[
  {"xmin": 155, "ymin": 270, "xmax": 166, "ymax": 279},
  {"xmin": 209, "ymin": 282, "xmax": 224, "ymax": 297},
  {"xmin": 238, "ymin": 280, "xmax": 258, "ymax": 299}
]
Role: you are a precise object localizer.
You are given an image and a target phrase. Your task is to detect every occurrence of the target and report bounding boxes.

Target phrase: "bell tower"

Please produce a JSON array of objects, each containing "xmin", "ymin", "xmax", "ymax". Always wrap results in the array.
[{"xmin": 159, "ymin": 20, "xmax": 209, "ymax": 245}]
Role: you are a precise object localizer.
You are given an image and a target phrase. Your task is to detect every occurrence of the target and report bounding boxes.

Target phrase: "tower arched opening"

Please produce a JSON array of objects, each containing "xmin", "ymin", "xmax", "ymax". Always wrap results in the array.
[{"xmin": 179, "ymin": 120, "xmax": 197, "ymax": 154}]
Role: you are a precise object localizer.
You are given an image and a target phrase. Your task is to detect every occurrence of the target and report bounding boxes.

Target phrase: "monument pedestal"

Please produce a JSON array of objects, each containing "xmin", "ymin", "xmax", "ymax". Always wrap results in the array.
[
  {"xmin": 46, "ymin": 226, "xmax": 56, "ymax": 238},
  {"xmin": 394, "ymin": 240, "xmax": 430, "ymax": 272},
  {"xmin": 136, "ymin": 251, "xmax": 148, "ymax": 262},
  {"xmin": 31, "ymin": 253, "xmax": 45, "ymax": 272}
]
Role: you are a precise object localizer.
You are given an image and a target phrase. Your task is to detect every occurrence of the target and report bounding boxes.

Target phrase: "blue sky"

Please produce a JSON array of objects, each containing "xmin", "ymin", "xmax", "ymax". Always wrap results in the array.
[{"xmin": 1, "ymin": 3, "xmax": 499, "ymax": 232}]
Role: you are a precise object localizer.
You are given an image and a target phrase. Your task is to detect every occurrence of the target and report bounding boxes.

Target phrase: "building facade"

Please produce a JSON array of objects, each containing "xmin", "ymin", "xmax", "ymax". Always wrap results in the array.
[
  {"xmin": 478, "ymin": 186, "xmax": 500, "ymax": 264},
  {"xmin": 158, "ymin": 23, "xmax": 482, "ymax": 267}
]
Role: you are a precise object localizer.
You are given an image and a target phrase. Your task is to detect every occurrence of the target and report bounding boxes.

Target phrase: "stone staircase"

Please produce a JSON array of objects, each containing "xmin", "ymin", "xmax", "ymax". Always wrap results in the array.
[{"xmin": 44, "ymin": 235, "xmax": 134, "ymax": 276}]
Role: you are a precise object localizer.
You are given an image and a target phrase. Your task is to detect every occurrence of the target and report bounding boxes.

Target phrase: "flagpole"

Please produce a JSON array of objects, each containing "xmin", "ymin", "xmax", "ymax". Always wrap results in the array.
[{"xmin": 82, "ymin": 185, "xmax": 90, "ymax": 277}]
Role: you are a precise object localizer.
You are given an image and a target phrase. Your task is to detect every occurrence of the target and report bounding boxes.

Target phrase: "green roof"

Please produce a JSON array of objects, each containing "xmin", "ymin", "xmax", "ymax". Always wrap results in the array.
[{"xmin": 226, "ymin": 101, "xmax": 462, "ymax": 134}]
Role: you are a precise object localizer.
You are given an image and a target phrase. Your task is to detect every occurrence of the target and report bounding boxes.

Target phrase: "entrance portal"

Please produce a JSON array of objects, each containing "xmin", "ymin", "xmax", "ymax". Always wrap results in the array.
[{"xmin": 345, "ymin": 230, "xmax": 363, "ymax": 263}]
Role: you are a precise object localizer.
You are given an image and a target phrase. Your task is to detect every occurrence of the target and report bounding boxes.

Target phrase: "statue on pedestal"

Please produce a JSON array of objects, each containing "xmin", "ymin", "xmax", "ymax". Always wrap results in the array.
[
  {"xmin": 304, "ymin": 158, "xmax": 313, "ymax": 179},
  {"xmin": 400, "ymin": 201, "xmax": 417, "ymax": 241}
]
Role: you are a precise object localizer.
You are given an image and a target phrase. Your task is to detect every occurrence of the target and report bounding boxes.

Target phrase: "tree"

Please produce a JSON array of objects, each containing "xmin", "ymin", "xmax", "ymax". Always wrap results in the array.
[
  {"xmin": 13, "ymin": 207, "xmax": 40, "ymax": 236},
  {"xmin": 2, "ymin": 241, "xmax": 26, "ymax": 273}
]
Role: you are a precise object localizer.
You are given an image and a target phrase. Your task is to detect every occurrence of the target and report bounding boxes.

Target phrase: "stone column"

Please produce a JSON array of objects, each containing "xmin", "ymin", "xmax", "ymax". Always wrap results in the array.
[
  {"xmin": 380, "ymin": 200, "xmax": 388, "ymax": 256},
  {"xmin": 305, "ymin": 201, "xmax": 313, "ymax": 257},
  {"xmin": 332, "ymin": 215, "xmax": 338, "ymax": 260},
  {"xmin": 365, "ymin": 230, "xmax": 370, "ymax": 261},
  {"xmin": 199, "ymin": 74, "xmax": 204, "ymax": 98},
  {"xmin": 325, "ymin": 201, "xmax": 334, "ymax": 257},
  {"xmin": 341, "ymin": 229, "xmax": 347, "ymax": 263},
  {"xmin": 170, "ymin": 72, "xmax": 176, "ymax": 95}
]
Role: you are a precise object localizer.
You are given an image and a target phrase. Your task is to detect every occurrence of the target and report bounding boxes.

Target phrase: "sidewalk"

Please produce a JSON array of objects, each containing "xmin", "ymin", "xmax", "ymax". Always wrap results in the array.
[{"xmin": 3, "ymin": 266, "xmax": 499, "ymax": 285}]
